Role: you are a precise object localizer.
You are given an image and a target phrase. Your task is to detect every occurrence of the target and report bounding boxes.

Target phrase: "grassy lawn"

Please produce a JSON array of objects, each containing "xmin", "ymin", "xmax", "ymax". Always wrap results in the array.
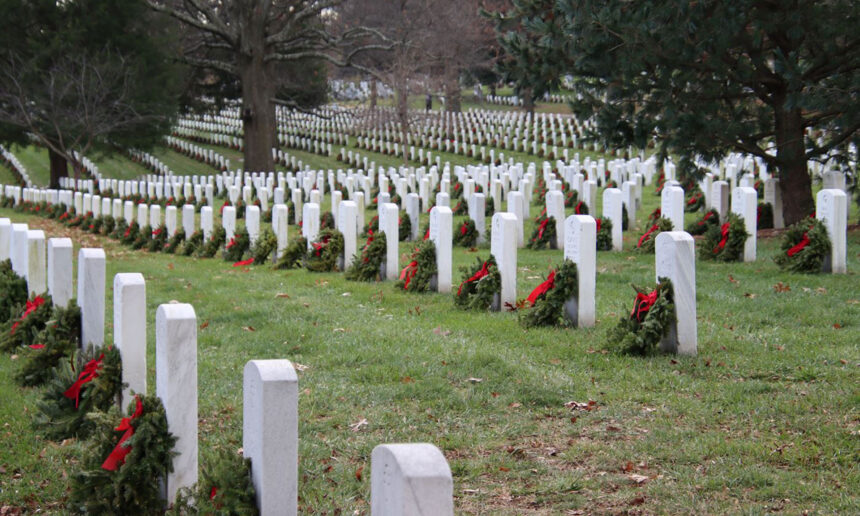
[{"xmin": 1, "ymin": 181, "xmax": 857, "ymax": 513}]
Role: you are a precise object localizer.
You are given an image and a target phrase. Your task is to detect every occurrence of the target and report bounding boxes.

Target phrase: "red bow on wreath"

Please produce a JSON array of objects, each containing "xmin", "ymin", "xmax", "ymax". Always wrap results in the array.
[
  {"xmin": 233, "ymin": 258, "xmax": 254, "ymax": 267},
  {"xmin": 537, "ymin": 218, "xmax": 549, "ymax": 240},
  {"xmin": 596, "ymin": 218, "xmax": 602, "ymax": 233},
  {"xmin": 101, "ymin": 396, "xmax": 143, "ymax": 471},
  {"xmin": 312, "ymin": 236, "xmax": 331, "ymax": 257},
  {"xmin": 225, "ymin": 237, "xmax": 237, "ymax": 249},
  {"xmin": 697, "ymin": 211, "xmax": 714, "ymax": 226},
  {"xmin": 11, "ymin": 295, "xmax": 46, "ymax": 335},
  {"xmin": 637, "ymin": 224, "xmax": 659, "ymax": 248},
  {"xmin": 457, "ymin": 261, "xmax": 489, "ymax": 296},
  {"xmin": 460, "ymin": 222, "xmax": 468, "ymax": 236},
  {"xmin": 786, "ymin": 232, "xmax": 810, "ymax": 257},
  {"xmin": 631, "ymin": 289, "xmax": 659, "ymax": 323},
  {"xmin": 423, "ymin": 228, "xmax": 430, "ymax": 240},
  {"xmin": 399, "ymin": 260, "xmax": 419, "ymax": 289},
  {"xmin": 63, "ymin": 353, "xmax": 104, "ymax": 409},
  {"xmin": 527, "ymin": 270, "xmax": 556, "ymax": 306},
  {"xmin": 713, "ymin": 222, "xmax": 730, "ymax": 254}
]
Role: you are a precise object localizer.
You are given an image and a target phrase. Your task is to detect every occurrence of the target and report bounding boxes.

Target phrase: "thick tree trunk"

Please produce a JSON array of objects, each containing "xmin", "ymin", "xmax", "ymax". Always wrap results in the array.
[
  {"xmin": 774, "ymin": 107, "xmax": 813, "ymax": 225},
  {"xmin": 522, "ymin": 87, "xmax": 535, "ymax": 116},
  {"xmin": 370, "ymin": 79, "xmax": 378, "ymax": 109},
  {"xmin": 240, "ymin": 57, "xmax": 275, "ymax": 173},
  {"xmin": 48, "ymin": 148, "xmax": 67, "ymax": 189},
  {"xmin": 444, "ymin": 76, "xmax": 461, "ymax": 113}
]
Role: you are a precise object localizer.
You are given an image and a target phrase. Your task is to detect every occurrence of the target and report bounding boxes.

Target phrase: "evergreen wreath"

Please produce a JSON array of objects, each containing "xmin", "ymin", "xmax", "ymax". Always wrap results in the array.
[
  {"xmin": 164, "ymin": 228, "xmax": 186, "ymax": 254},
  {"xmin": 595, "ymin": 217, "xmax": 613, "ymax": 251},
  {"xmin": 14, "ymin": 301, "xmax": 80, "ymax": 386},
  {"xmin": 419, "ymin": 222, "xmax": 431, "ymax": 241},
  {"xmin": 320, "ymin": 211, "xmax": 335, "ymax": 230},
  {"xmin": 573, "ymin": 201, "xmax": 589, "ymax": 215},
  {"xmin": 147, "ymin": 225, "xmax": 169, "ymax": 253},
  {"xmin": 305, "ymin": 229, "xmax": 344, "ymax": 272},
  {"xmin": 252, "ymin": 228, "xmax": 277, "ymax": 264},
  {"xmin": 757, "ymin": 202, "xmax": 774, "ymax": 230},
  {"xmin": 87, "ymin": 215, "xmax": 103, "ymax": 234},
  {"xmin": 451, "ymin": 180, "xmax": 464, "ymax": 200},
  {"xmin": 398, "ymin": 212, "xmax": 412, "ymax": 241},
  {"xmin": 69, "ymin": 394, "xmax": 177, "ymax": 515},
  {"xmin": 485, "ymin": 196, "xmax": 495, "ymax": 216},
  {"xmin": 636, "ymin": 217, "xmax": 674, "ymax": 254},
  {"xmin": 182, "ymin": 230, "xmax": 204, "ymax": 256},
  {"xmin": 274, "ymin": 236, "xmax": 307, "ymax": 269},
  {"xmin": 169, "ymin": 450, "xmax": 258, "ymax": 515},
  {"xmin": 346, "ymin": 231, "xmax": 386, "ymax": 281},
  {"xmin": 362, "ymin": 214, "xmax": 379, "ymax": 237},
  {"xmin": 453, "ymin": 219, "xmax": 479, "ymax": 247},
  {"xmin": 774, "ymin": 217, "xmax": 831, "ymax": 273},
  {"xmin": 564, "ymin": 189, "xmax": 579, "ymax": 208},
  {"xmin": 607, "ymin": 279, "xmax": 676, "ymax": 355},
  {"xmin": 685, "ymin": 191, "xmax": 705, "ymax": 212},
  {"xmin": 35, "ymin": 344, "xmax": 123, "ymax": 440},
  {"xmin": 605, "ymin": 179, "xmax": 618, "ymax": 189},
  {"xmin": 699, "ymin": 213, "xmax": 748, "ymax": 261},
  {"xmin": 120, "ymin": 221, "xmax": 140, "ymax": 246},
  {"xmin": 647, "ymin": 207, "xmax": 663, "ymax": 224},
  {"xmin": 527, "ymin": 215, "xmax": 557, "ymax": 249},
  {"xmin": 223, "ymin": 227, "xmax": 251, "ymax": 262},
  {"xmin": 199, "ymin": 226, "xmax": 227, "ymax": 258},
  {"xmin": 111, "ymin": 219, "xmax": 128, "ymax": 241},
  {"xmin": 685, "ymin": 209, "xmax": 719, "ymax": 236},
  {"xmin": 454, "ymin": 255, "xmax": 501, "ymax": 311},
  {"xmin": 1, "ymin": 294, "xmax": 54, "ymax": 352},
  {"xmin": 452, "ymin": 199, "xmax": 468, "ymax": 215},
  {"xmin": 132, "ymin": 225, "xmax": 151, "ymax": 250},
  {"xmin": 0, "ymin": 259, "xmax": 28, "ymax": 324},
  {"xmin": 100, "ymin": 216, "xmax": 116, "ymax": 236},
  {"xmin": 519, "ymin": 260, "xmax": 579, "ymax": 328},
  {"xmin": 396, "ymin": 240, "xmax": 437, "ymax": 293},
  {"xmin": 622, "ymin": 204, "xmax": 629, "ymax": 231}
]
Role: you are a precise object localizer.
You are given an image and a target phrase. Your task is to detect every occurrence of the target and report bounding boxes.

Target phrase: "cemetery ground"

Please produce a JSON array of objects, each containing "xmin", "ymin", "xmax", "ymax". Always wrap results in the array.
[{"xmin": 1, "ymin": 198, "xmax": 858, "ymax": 514}]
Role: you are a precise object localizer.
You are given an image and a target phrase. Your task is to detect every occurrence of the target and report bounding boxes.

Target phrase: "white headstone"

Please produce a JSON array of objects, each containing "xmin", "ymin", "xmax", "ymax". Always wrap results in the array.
[
  {"xmin": 339, "ymin": 201, "xmax": 358, "ymax": 270},
  {"xmin": 546, "ymin": 190, "xmax": 565, "ymax": 249},
  {"xmin": 763, "ymin": 178, "xmax": 784, "ymax": 229},
  {"xmin": 77, "ymin": 248, "xmax": 105, "ymax": 349},
  {"xmin": 222, "ymin": 206, "xmax": 236, "ymax": 241},
  {"xmin": 429, "ymin": 207, "xmax": 452, "ymax": 293},
  {"xmin": 11, "ymin": 223, "xmax": 28, "ymax": 277},
  {"xmin": 114, "ymin": 273, "xmax": 146, "ymax": 412},
  {"xmin": 272, "ymin": 204, "xmax": 289, "ymax": 261},
  {"xmin": 507, "ymin": 191, "xmax": 525, "ymax": 247},
  {"xmin": 731, "ymin": 187, "xmax": 757, "ymax": 262},
  {"xmin": 165, "ymin": 206, "xmax": 178, "ymax": 235},
  {"xmin": 816, "ymin": 189, "xmax": 847, "ymax": 274},
  {"xmin": 201, "ymin": 206, "xmax": 213, "ymax": 240},
  {"xmin": 469, "ymin": 193, "xmax": 486, "ymax": 244},
  {"xmin": 155, "ymin": 303, "xmax": 198, "ymax": 504},
  {"xmin": 661, "ymin": 186, "xmax": 685, "ymax": 230},
  {"xmin": 563, "ymin": 215, "xmax": 595, "ymax": 327},
  {"xmin": 622, "ymin": 181, "xmax": 636, "ymax": 229},
  {"xmin": 302, "ymin": 203, "xmax": 320, "ymax": 249},
  {"xmin": 711, "ymin": 181, "xmax": 729, "ymax": 221},
  {"xmin": 0, "ymin": 218, "xmax": 11, "ymax": 261},
  {"xmin": 491, "ymin": 213, "xmax": 518, "ymax": 309},
  {"xmin": 602, "ymin": 188, "xmax": 623, "ymax": 251},
  {"xmin": 182, "ymin": 205, "xmax": 195, "ymax": 236},
  {"xmin": 370, "ymin": 443, "xmax": 453, "ymax": 516},
  {"xmin": 405, "ymin": 193, "xmax": 420, "ymax": 241},
  {"xmin": 26, "ymin": 230, "xmax": 46, "ymax": 296},
  {"xmin": 246, "ymin": 205, "xmax": 261, "ymax": 246},
  {"xmin": 655, "ymin": 232, "xmax": 697, "ymax": 356},
  {"xmin": 243, "ymin": 360, "xmax": 298, "ymax": 516},
  {"xmin": 47, "ymin": 238, "xmax": 73, "ymax": 308},
  {"xmin": 380, "ymin": 203, "xmax": 399, "ymax": 280}
]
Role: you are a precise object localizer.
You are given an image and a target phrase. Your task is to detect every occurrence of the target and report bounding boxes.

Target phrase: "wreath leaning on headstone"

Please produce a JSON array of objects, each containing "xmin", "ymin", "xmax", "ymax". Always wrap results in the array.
[
  {"xmin": 223, "ymin": 227, "xmax": 251, "ymax": 262},
  {"xmin": 396, "ymin": 240, "xmax": 437, "ymax": 293},
  {"xmin": 757, "ymin": 202, "xmax": 774, "ymax": 230},
  {"xmin": 35, "ymin": 344, "xmax": 123, "ymax": 441},
  {"xmin": 774, "ymin": 217, "xmax": 831, "ymax": 273},
  {"xmin": 275, "ymin": 236, "xmax": 308, "ymax": 270},
  {"xmin": 685, "ymin": 191, "xmax": 705, "ymax": 212},
  {"xmin": 346, "ymin": 231, "xmax": 386, "ymax": 281},
  {"xmin": 452, "ymin": 199, "xmax": 468, "ymax": 215},
  {"xmin": 182, "ymin": 229, "xmax": 204, "ymax": 256},
  {"xmin": 164, "ymin": 228, "xmax": 186, "ymax": 254},
  {"xmin": 399, "ymin": 212, "xmax": 412, "ymax": 241},
  {"xmin": 14, "ymin": 301, "xmax": 81, "ymax": 387},
  {"xmin": 252, "ymin": 228, "xmax": 277, "ymax": 264},
  {"xmin": 69, "ymin": 394, "xmax": 177, "ymax": 515},
  {"xmin": 199, "ymin": 226, "xmax": 227, "ymax": 258},
  {"xmin": 699, "ymin": 213, "xmax": 748, "ymax": 262},
  {"xmin": 0, "ymin": 294, "xmax": 54, "ymax": 352},
  {"xmin": 169, "ymin": 449, "xmax": 258, "ymax": 515},
  {"xmin": 519, "ymin": 260, "xmax": 578, "ymax": 328},
  {"xmin": 305, "ymin": 229, "xmax": 344, "ymax": 272},
  {"xmin": 454, "ymin": 255, "xmax": 501, "ymax": 311},
  {"xmin": 132, "ymin": 224, "xmax": 151, "ymax": 250},
  {"xmin": 0, "ymin": 259, "xmax": 28, "ymax": 325},
  {"xmin": 147, "ymin": 224, "xmax": 169, "ymax": 253},
  {"xmin": 635, "ymin": 217, "xmax": 674, "ymax": 254},
  {"xmin": 453, "ymin": 219, "xmax": 479, "ymax": 247},
  {"xmin": 527, "ymin": 215, "xmax": 557, "ymax": 250},
  {"xmin": 595, "ymin": 217, "xmax": 613, "ymax": 251},
  {"xmin": 685, "ymin": 209, "xmax": 719, "ymax": 236},
  {"xmin": 608, "ymin": 279, "xmax": 676, "ymax": 354}
]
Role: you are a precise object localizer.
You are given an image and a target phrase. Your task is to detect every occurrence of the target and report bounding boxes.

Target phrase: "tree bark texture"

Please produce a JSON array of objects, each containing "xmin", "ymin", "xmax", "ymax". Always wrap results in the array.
[
  {"xmin": 774, "ymin": 107, "xmax": 814, "ymax": 226},
  {"xmin": 48, "ymin": 147, "xmax": 67, "ymax": 189}
]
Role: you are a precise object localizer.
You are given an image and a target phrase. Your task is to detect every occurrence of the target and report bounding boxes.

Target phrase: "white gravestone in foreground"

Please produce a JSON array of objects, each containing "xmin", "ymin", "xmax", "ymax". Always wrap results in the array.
[
  {"xmin": 222, "ymin": 206, "xmax": 237, "ymax": 242},
  {"xmin": 469, "ymin": 193, "xmax": 486, "ymax": 244},
  {"xmin": 182, "ymin": 204, "xmax": 195, "ymax": 236},
  {"xmin": 763, "ymin": 178, "xmax": 784, "ymax": 229},
  {"xmin": 380, "ymin": 203, "xmax": 399, "ymax": 281},
  {"xmin": 655, "ymin": 231, "xmax": 697, "ymax": 356},
  {"xmin": 546, "ymin": 190, "xmax": 565, "ymax": 249},
  {"xmin": 491, "ymin": 213, "xmax": 518, "ymax": 310},
  {"xmin": 302, "ymin": 203, "xmax": 320, "ymax": 250},
  {"xmin": 711, "ymin": 181, "xmax": 729, "ymax": 221},
  {"xmin": 563, "ymin": 215, "xmax": 596, "ymax": 328},
  {"xmin": 0, "ymin": 218, "xmax": 12, "ymax": 260},
  {"xmin": 370, "ymin": 443, "xmax": 453, "ymax": 516},
  {"xmin": 26, "ymin": 230, "xmax": 46, "ymax": 296},
  {"xmin": 661, "ymin": 186, "xmax": 685, "ymax": 230},
  {"xmin": 602, "ymin": 188, "xmax": 623, "ymax": 251},
  {"xmin": 507, "ymin": 191, "xmax": 525, "ymax": 247},
  {"xmin": 201, "ymin": 206, "xmax": 213, "ymax": 240},
  {"xmin": 246, "ymin": 205, "xmax": 261, "ymax": 246},
  {"xmin": 405, "ymin": 193, "xmax": 420, "ymax": 241},
  {"xmin": 77, "ymin": 248, "xmax": 105, "ymax": 349},
  {"xmin": 243, "ymin": 360, "xmax": 298, "ymax": 516},
  {"xmin": 731, "ymin": 186, "xmax": 757, "ymax": 262},
  {"xmin": 429, "ymin": 206, "xmax": 453, "ymax": 293},
  {"xmin": 114, "ymin": 273, "xmax": 146, "ymax": 413},
  {"xmin": 156, "ymin": 303, "xmax": 198, "ymax": 504},
  {"xmin": 11, "ymin": 223, "xmax": 28, "ymax": 277},
  {"xmin": 816, "ymin": 189, "xmax": 847, "ymax": 274},
  {"xmin": 338, "ymin": 201, "xmax": 358, "ymax": 270},
  {"xmin": 272, "ymin": 204, "xmax": 289, "ymax": 261},
  {"xmin": 47, "ymin": 238, "xmax": 73, "ymax": 308},
  {"xmin": 165, "ymin": 206, "xmax": 177, "ymax": 235}
]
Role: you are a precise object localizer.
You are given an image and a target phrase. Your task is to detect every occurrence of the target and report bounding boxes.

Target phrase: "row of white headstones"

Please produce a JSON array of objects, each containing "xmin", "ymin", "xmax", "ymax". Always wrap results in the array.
[{"xmin": 0, "ymin": 218, "xmax": 456, "ymax": 515}]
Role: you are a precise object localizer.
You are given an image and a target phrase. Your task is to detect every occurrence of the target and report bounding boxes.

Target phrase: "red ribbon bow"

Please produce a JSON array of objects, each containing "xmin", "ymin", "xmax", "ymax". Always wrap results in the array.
[
  {"xmin": 697, "ymin": 211, "xmax": 714, "ymax": 226},
  {"xmin": 11, "ymin": 296, "xmax": 46, "ymax": 335},
  {"xmin": 713, "ymin": 222, "xmax": 730, "ymax": 254},
  {"xmin": 457, "ymin": 261, "xmax": 489, "ymax": 296},
  {"xmin": 596, "ymin": 218, "xmax": 602, "ymax": 233},
  {"xmin": 786, "ymin": 232, "xmax": 810, "ymax": 257},
  {"xmin": 152, "ymin": 228, "xmax": 162, "ymax": 237},
  {"xmin": 637, "ymin": 224, "xmax": 659, "ymax": 248},
  {"xmin": 63, "ymin": 354, "xmax": 104, "ymax": 409},
  {"xmin": 400, "ymin": 260, "xmax": 419, "ymax": 289},
  {"xmin": 631, "ymin": 289, "xmax": 659, "ymax": 323},
  {"xmin": 460, "ymin": 222, "xmax": 468, "ymax": 236},
  {"xmin": 575, "ymin": 201, "xmax": 584, "ymax": 214},
  {"xmin": 537, "ymin": 218, "xmax": 549, "ymax": 240},
  {"xmin": 225, "ymin": 237, "xmax": 237, "ymax": 249},
  {"xmin": 233, "ymin": 258, "xmax": 254, "ymax": 267},
  {"xmin": 423, "ymin": 228, "xmax": 430, "ymax": 241},
  {"xmin": 101, "ymin": 396, "xmax": 143, "ymax": 471},
  {"xmin": 527, "ymin": 270, "xmax": 556, "ymax": 306},
  {"xmin": 28, "ymin": 344, "xmax": 45, "ymax": 350}
]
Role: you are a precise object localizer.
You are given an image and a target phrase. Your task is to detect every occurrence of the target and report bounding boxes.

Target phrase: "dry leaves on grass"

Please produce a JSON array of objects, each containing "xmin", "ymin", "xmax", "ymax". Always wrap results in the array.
[
  {"xmin": 565, "ymin": 400, "xmax": 599, "ymax": 412},
  {"xmin": 275, "ymin": 293, "xmax": 290, "ymax": 298},
  {"xmin": 432, "ymin": 326, "xmax": 451, "ymax": 336},
  {"xmin": 243, "ymin": 326, "xmax": 255, "ymax": 332},
  {"xmin": 773, "ymin": 282, "xmax": 791, "ymax": 292},
  {"xmin": 350, "ymin": 418, "xmax": 368, "ymax": 432}
]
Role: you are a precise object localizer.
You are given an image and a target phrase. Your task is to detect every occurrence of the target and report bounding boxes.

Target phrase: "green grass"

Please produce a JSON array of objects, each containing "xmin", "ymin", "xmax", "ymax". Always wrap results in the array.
[{"xmin": 1, "ymin": 185, "xmax": 858, "ymax": 513}]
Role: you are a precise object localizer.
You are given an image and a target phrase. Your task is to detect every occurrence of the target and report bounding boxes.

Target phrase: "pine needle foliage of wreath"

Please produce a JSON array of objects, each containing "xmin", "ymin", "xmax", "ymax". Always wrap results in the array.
[
  {"xmin": 252, "ymin": 228, "xmax": 277, "ymax": 264},
  {"xmin": 15, "ymin": 302, "xmax": 81, "ymax": 386},
  {"xmin": 396, "ymin": 240, "xmax": 437, "ymax": 293},
  {"xmin": 685, "ymin": 190, "xmax": 706, "ymax": 213},
  {"xmin": 346, "ymin": 232, "xmax": 386, "ymax": 281},
  {"xmin": 132, "ymin": 225, "xmax": 151, "ymax": 250},
  {"xmin": 635, "ymin": 217, "xmax": 674, "ymax": 254},
  {"xmin": 169, "ymin": 450, "xmax": 258, "ymax": 515},
  {"xmin": 774, "ymin": 217, "xmax": 831, "ymax": 273},
  {"xmin": 320, "ymin": 211, "xmax": 335, "ymax": 230},
  {"xmin": 564, "ymin": 189, "xmax": 579, "ymax": 208},
  {"xmin": 164, "ymin": 228, "xmax": 186, "ymax": 254},
  {"xmin": 182, "ymin": 230, "xmax": 204, "ymax": 256},
  {"xmin": 607, "ymin": 279, "xmax": 676, "ymax": 355},
  {"xmin": 454, "ymin": 256, "xmax": 501, "ymax": 311},
  {"xmin": 69, "ymin": 395, "xmax": 176, "ymax": 515},
  {"xmin": 0, "ymin": 259, "xmax": 28, "ymax": 324},
  {"xmin": 596, "ymin": 217, "xmax": 613, "ymax": 251},
  {"xmin": 485, "ymin": 196, "xmax": 495, "ymax": 216},
  {"xmin": 100, "ymin": 216, "xmax": 115, "ymax": 236},
  {"xmin": 685, "ymin": 209, "xmax": 719, "ymax": 236},
  {"xmin": 120, "ymin": 221, "xmax": 140, "ymax": 246},
  {"xmin": 305, "ymin": 229, "xmax": 344, "ymax": 272},
  {"xmin": 223, "ymin": 227, "xmax": 251, "ymax": 262},
  {"xmin": 362, "ymin": 215, "xmax": 379, "ymax": 237},
  {"xmin": 757, "ymin": 202, "xmax": 774, "ymax": 229},
  {"xmin": 452, "ymin": 199, "xmax": 468, "ymax": 215},
  {"xmin": 453, "ymin": 219, "xmax": 479, "ymax": 247},
  {"xmin": 0, "ymin": 294, "xmax": 54, "ymax": 352},
  {"xmin": 520, "ymin": 260, "xmax": 578, "ymax": 328},
  {"xmin": 699, "ymin": 213, "xmax": 748, "ymax": 262},
  {"xmin": 147, "ymin": 224, "xmax": 168, "ymax": 252},
  {"xmin": 399, "ymin": 211, "xmax": 412, "ymax": 241},
  {"xmin": 199, "ymin": 226, "xmax": 226, "ymax": 258},
  {"xmin": 527, "ymin": 215, "xmax": 557, "ymax": 249},
  {"xmin": 275, "ymin": 236, "xmax": 308, "ymax": 269},
  {"xmin": 34, "ymin": 345, "xmax": 123, "ymax": 440}
]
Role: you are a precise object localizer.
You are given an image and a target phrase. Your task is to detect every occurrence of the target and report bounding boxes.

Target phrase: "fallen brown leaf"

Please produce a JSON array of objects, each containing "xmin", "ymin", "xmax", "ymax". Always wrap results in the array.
[
  {"xmin": 275, "ymin": 293, "xmax": 290, "ymax": 298},
  {"xmin": 629, "ymin": 474, "xmax": 649, "ymax": 484},
  {"xmin": 243, "ymin": 326, "xmax": 255, "ymax": 332},
  {"xmin": 350, "ymin": 418, "xmax": 368, "ymax": 432},
  {"xmin": 355, "ymin": 466, "xmax": 364, "ymax": 481},
  {"xmin": 199, "ymin": 321, "xmax": 209, "ymax": 330}
]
